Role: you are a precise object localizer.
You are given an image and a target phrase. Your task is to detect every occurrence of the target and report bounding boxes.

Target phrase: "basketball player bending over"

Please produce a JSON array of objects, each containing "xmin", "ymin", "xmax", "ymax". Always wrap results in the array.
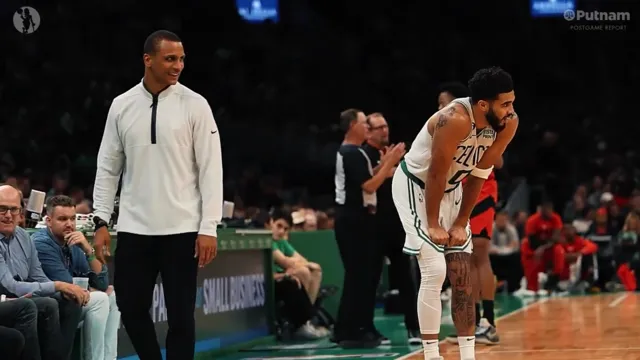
[
  {"xmin": 439, "ymin": 84, "xmax": 503, "ymax": 345},
  {"xmin": 391, "ymin": 67, "xmax": 518, "ymax": 360}
]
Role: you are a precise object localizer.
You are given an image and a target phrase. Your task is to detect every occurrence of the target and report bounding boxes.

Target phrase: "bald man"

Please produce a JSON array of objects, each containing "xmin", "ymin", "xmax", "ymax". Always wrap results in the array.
[{"xmin": 0, "ymin": 185, "xmax": 86, "ymax": 359}]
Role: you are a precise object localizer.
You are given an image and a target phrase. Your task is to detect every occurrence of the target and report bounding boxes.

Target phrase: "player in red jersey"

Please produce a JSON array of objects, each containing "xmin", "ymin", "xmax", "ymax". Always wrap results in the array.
[
  {"xmin": 520, "ymin": 200, "xmax": 563, "ymax": 292},
  {"xmin": 558, "ymin": 224, "xmax": 598, "ymax": 282}
]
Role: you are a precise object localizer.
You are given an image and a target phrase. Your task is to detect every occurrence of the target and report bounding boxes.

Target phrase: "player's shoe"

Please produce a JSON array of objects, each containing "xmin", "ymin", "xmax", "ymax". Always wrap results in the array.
[
  {"xmin": 408, "ymin": 329, "xmax": 421, "ymax": 345},
  {"xmin": 446, "ymin": 319, "xmax": 500, "ymax": 345},
  {"xmin": 475, "ymin": 318, "xmax": 500, "ymax": 345},
  {"xmin": 373, "ymin": 329, "xmax": 391, "ymax": 345}
]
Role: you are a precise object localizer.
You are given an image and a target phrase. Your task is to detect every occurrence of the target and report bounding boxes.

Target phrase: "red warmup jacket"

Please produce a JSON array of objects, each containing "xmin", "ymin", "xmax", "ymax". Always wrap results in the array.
[
  {"xmin": 560, "ymin": 236, "xmax": 598, "ymax": 256},
  {"xmin": 525, "ymin": 212, "xmax": 563, "ymax": 239}
]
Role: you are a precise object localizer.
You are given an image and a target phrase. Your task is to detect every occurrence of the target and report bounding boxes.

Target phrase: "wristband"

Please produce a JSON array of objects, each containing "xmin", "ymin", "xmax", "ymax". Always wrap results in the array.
[
  {"xmin": 93, "ymin": 216, "xmax": 108, "ymax": 231},
  {"xmin": 87, "ymin": 254, "xmax": 97, "ymax": 262},
  {"xmin": 85, "ymin": 246, "xmax": 95, "ymax": 256},
  {"xmin": 471, "ymin": 166, "xmax": 494, "ymax": 179}
]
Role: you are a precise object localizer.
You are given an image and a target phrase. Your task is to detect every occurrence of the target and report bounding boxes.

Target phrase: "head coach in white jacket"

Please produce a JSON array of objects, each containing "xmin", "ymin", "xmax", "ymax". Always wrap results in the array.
[{"xmin": 91, "ymin": 30, "xmax": 223, "ymax": 360}]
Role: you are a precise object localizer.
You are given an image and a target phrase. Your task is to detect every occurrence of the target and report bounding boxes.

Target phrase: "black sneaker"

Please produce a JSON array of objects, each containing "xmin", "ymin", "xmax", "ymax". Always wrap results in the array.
[
  {"xmin": 372, "ymin": 329, "xmax": 390, "ymax": 345},
  {"xmin": 338, "ymin": 331, "xmax": 382, "ymax": 349},
  {"xmin": 408, "ymin": 329, "xmax": 421, "ymax": 345}
]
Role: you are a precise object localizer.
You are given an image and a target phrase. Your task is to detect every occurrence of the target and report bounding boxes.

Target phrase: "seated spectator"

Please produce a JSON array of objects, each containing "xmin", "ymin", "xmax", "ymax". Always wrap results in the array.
[
  {"xmin": 558, "ymin": 224, "xmax": 598, "ymax": 288},
  {"xmin": 291, "ymin": 210, "xmax": 306, "ymax": 230},
  {"xmin": 490, "ymin": 211, "xmax": 521, "ymax": 293},
  {"xmin": 586, "ymin": 208, "xmax": 616, "ymax": 250},
  {"xmin": 0, "ymin": 185, "xmax": 85, "ymax": 359},
  {"xmin": 274, "ymin": 273, "xmax": 328, "ymax": 339},
  {"xmin": 33, "ymin": 195, "xmax": 119, "ymax": 360},
  {"xmin": 75, "ymin": 199, "xmax": 93, "ymax": 215},
  {"xmin": 586, "ymin": 207, "xmax": 618, "ymax": 290},
  {"xmin": 0, "ymin": 298, "xmax": 38, "ymax": 360},
  {"xmin": 563, "ymin": 192, "xmax": 591, "ymax": 224},
  {"xmin": 512, "ymin": 210, "xmax": 528, "ymax": 239},
  {"xmin": 3, "ymin": 176, "xmax": 19, "ymax": 189},
  {"xmin": 69, "ymin": 186, "xmax": 86, "ymax": 206},
  {"xmin": 520, "ymin": 200, "xmax": 563, "ymax": 292},
  {"xmin": 316, "ymin": 208, "xmax": 335, "ymax": 230},
  {"xmin": 46, "ymin": 173, "xmax": 69, "ymax": 200},
  {"xmin": 614, "ymin": 212, "xmax": 640, "ymax": 291},
  {"xmin": 270, "ymin": 209, "xmax": 323, "ymax": 304},
  {"xmin": 606, "ymin": 201, "xmax": 625, "ymax": 233},
  {"xmin": 303, "ymin": 211, "xmax": 318, "ymax": 231},
  {"xmin": 315, "ymin": 211, "xmax": 330, "ymax": 230},
  {"xmin": 586, "ymin": 176, "xmax": 604, "ymax": 208}
]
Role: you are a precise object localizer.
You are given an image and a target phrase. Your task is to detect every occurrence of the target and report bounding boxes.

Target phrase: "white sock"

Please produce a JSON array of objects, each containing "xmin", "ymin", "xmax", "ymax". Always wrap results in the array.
[
  {"xmin": 458, "ymin": 336, "xmax": 475, "ymax": 359},
  {"xmin": 422, "ymin": 339, "xmax": 439, "ymax": 359}
]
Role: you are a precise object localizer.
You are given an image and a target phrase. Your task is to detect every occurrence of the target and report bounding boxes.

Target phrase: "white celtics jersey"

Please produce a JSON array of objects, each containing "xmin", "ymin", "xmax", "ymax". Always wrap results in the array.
[{"xmin": 403, "ymin": 97, "xmax": 496, "ymax": 192}]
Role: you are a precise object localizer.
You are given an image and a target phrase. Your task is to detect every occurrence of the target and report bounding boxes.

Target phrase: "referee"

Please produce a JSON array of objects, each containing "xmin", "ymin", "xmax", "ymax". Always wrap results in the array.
[
  {"xmin": 92, "ymin": 30, "xmax": 223, "ymax": 360},
  {"xmin": 333, "ymin": 109, "xmax": 404, "ymax": 348}
]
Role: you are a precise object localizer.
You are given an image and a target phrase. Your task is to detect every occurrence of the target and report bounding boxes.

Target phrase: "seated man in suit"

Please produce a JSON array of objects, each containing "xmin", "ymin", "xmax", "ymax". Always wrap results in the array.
[{"xmin": 33, "ymin": 195, "xmax": 120, "ymax": 360}]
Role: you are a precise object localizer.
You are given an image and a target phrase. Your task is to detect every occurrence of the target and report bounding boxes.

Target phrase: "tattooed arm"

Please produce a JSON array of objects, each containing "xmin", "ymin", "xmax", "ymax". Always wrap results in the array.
[{"xmin": 426, "ymin": 106, "xmax": 471, "ymax": 227}]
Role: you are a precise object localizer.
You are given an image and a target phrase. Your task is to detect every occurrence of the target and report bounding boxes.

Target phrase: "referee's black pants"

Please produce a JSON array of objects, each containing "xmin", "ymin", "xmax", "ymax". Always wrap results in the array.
[
  {"xmin": 378, "ymin": 214, "xmax": 420, "ymax": 332},
  {"xmin": 334, "ymin": 207, "xmax": 383, "ymax": 339},
  {"xmin": 114, "ymin": 232, "xmax": 199, "ymax": 360}
]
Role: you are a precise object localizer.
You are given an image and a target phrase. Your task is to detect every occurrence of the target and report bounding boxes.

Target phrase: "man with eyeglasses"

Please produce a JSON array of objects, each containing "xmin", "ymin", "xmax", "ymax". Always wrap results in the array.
[
  {"xmin": 361, "ymin": 113, "xmax": 421, "ymax": 346},
  {"xmin": 333, "ymin": 109, "xmax": 405, "ymax": 348},
  {"xmin": 0, "ymin": 185, "xmax": 85, "ymax": 359}
]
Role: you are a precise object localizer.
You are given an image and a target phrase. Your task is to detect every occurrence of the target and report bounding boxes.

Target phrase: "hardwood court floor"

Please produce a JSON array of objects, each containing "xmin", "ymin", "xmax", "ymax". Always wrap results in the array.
[
  {"xmin": 217, "ymin": 293, "xmax": 639, "ymax": 360},
  {"xmin": 402, "ymin": 293, "xmax": 640, "ymax": 360}
]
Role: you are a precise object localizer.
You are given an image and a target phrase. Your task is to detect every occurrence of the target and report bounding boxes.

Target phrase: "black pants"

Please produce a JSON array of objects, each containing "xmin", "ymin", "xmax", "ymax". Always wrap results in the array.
[
  {"xmin": 0, "ymin": 326, "xmax": 24, "ymax": 360},
  {"xmin": 334, "ymin": 209, "xmax": 381, "ymax": 339},
  {"xmin": 490, "ymin": 253, "xmax": 523, "ymax": 293},
  {"xmin": 0, "ymin": 296, "xmax": 79, "ymax": 360},
  {"xmin": 378, "ymin": 216, "xmax": 419, "ymax": 331},
  {"xmin": 274, "ymin": 277, "xmax": 314, "ymax": 329},
  {"xmin": 0, "ymin": 298, "xmax": 34, "ymax": 360},
  {"xmin": 115, "ymin": 232, "xmax": 199, "ymax": 360}
]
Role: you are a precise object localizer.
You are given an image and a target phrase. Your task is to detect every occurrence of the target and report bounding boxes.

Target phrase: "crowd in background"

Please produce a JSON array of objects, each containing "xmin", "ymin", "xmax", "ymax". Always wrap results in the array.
[
  {"xmin": 0, "ymin": 1, "xmax": 638, "ymax": 358},
  {"xmin": 1, "ymin": 0, "xmax": 638, "ymax": 296}
]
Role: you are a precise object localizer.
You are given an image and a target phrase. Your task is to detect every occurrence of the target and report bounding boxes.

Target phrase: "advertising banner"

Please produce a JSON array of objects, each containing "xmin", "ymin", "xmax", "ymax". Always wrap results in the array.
[{"xmin": 113, "ymin": 250, "xmax": 269, "ymax": 359}]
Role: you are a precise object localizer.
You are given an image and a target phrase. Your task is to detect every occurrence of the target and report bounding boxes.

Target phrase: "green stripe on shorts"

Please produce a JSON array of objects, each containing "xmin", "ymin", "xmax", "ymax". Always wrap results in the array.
[{"xmin": 407, "ymin": 175, "xmax": 444, "ymax": 254}]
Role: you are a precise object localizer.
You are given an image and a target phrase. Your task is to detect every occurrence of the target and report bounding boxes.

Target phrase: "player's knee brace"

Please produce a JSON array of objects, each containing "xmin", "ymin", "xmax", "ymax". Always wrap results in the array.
[{"xmin": 417, "ymin": 254, "xmax": 447, "ymax": 334}]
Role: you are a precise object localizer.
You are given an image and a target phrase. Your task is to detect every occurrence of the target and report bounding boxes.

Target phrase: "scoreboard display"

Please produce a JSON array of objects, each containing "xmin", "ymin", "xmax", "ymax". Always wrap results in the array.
[{"xmin": 531, "ymin": 0, "xmax": 576, "ymax": 17}]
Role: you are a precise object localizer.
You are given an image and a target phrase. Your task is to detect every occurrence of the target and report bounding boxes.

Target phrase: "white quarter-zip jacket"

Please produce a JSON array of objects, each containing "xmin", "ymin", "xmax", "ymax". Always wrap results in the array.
[{"xmin": 93, "ymin": 80, "xmax": 223, "ymax": 237}]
